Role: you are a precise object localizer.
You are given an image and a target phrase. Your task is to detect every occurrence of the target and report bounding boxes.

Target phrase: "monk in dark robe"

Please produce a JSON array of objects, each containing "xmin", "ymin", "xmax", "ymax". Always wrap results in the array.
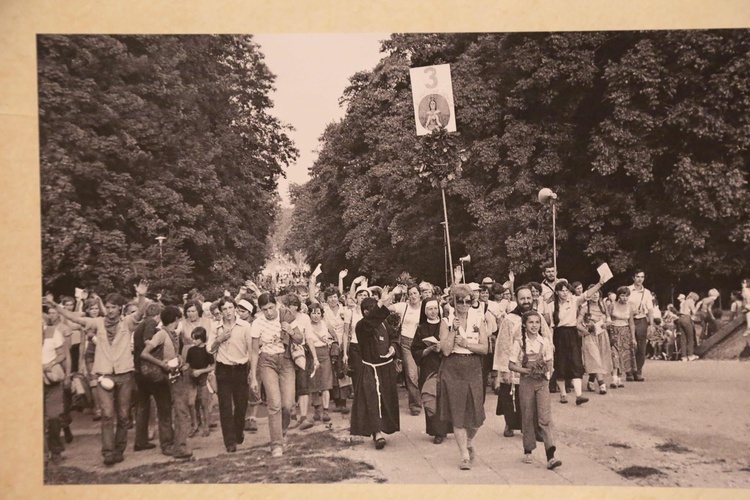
[{"xmin": 350, "ymin": 288, "xmax": 401, "ymax": 449}]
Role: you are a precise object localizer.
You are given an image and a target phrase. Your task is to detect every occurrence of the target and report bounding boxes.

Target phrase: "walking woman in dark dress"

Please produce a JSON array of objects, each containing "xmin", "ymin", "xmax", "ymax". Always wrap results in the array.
[
  {"xmin": 350, "ymin": 287, "xmax": 401, "ymax": 449},
  {"xmin": 438, "ymin": 284, "xmax": 489, "ymax": 470},
  {"xmin": 411, "ymin": 298, "xmax": 452, "ymax": 444}
]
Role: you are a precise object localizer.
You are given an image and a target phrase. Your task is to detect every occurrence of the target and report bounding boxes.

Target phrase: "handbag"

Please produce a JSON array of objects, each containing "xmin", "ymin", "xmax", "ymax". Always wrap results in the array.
[
  {"xmin": 140, "ymin": 343, "xmax": 168, "ymax": 383},
  {"xmin": 43, "ymin": 363, "xmax": 66, "ymax": 385}
]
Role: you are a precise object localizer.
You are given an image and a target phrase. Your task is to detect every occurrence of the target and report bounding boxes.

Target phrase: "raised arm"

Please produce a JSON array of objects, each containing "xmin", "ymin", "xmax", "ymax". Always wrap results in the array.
[{"xmin": 132, "ymin": 280, "xmax": 150, "ymax": 322}]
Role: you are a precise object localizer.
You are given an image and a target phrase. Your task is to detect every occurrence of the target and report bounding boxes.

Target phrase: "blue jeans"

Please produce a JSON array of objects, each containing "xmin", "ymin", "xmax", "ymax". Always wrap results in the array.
[
  {"xmin": 169, "ymin": 372, "xmax": 191, "ymax": 455},
  {"xmin": 400, "ymin": 336, "xmax": 422, "ymax": 412},
  {"xmin": 98, "ymin": 372, "xmax": 135, "ymax": 459},
  {"xmin": 258, "ymin": 353, "xmax": 296, "ymax": 449}
]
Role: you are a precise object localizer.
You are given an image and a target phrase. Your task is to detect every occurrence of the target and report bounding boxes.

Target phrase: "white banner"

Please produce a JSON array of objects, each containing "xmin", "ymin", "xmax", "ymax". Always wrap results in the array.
[{"xmin": 409, "ymin": 64, "xmax": 457, "ymax": 136}]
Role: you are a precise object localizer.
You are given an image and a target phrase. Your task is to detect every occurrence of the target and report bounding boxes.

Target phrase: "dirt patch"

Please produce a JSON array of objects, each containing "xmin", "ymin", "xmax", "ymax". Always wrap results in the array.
[
  {"xmin": 45, "ymin": 431, "xmax": 375, "ymax": 485},
  {"xmin": 618, "ymin": 465, "xmax": 665, "ymax": 479},
  {"xmin": 655, "ymin": 440, "xmax": 692, "ymax": 454}
]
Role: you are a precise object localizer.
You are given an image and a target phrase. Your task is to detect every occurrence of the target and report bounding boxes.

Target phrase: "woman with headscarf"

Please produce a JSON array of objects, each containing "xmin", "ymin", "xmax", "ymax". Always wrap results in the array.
[
  {"xmin": 438, "ymin": 284, "xmax": 489, "ymax": 470},
  {"xmin": 411, "ymin": 298, "xmax": 452, "ymax": 444}
]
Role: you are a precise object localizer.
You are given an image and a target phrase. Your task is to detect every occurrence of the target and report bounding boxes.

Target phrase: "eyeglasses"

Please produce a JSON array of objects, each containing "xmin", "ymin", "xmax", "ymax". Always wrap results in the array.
[{"xmin": 456, "ymin": 298, "xmax": 473, "ymax": 305}]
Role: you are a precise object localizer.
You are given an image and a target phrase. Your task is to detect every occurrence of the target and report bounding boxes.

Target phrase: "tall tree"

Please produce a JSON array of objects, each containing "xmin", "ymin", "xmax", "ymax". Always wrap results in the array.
[
  {"xmin": 39, "ymin": 35, "xmax": 297, "ymax": 296},
  {"xmin": 285, "ymin": 30, "xmax": 750, "ymax": 297}
]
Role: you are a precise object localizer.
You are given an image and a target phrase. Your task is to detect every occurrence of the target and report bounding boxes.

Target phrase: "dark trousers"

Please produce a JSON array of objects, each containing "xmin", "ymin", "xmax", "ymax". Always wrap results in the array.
[
  {"xmin": 634, "ymin": 318, "xmax": 649, "ymax": 375},
  {"xmin": 676, "ymin": 315, "xmax": 696, "ymax": 358},
  {"xmin": 134, "ymin": 373, "xmax": 174, "ymax": 452},
  {"xmin": 215, "ymin": 362, "xmax": 249, "ymax": 448}
]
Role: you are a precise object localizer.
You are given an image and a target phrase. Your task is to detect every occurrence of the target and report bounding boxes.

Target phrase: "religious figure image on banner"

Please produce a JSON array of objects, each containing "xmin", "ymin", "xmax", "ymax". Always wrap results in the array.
[{"xmin": 419, "ymin": 94, "xmax": 450, "ymax": 131}]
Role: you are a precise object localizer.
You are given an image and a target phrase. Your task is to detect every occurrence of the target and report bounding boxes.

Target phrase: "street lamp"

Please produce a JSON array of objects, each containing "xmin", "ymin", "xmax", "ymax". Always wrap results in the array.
[
  {"xmin": 155, "ymin": 236, "xmax": 166, "ymax": 279},
  {"xmin": 459, "ymin": 254, "xmax": 471, "ymax": 284},
  {"xmin": 537, "ymin": 188, "xmax": 558, "ymax": 275}
]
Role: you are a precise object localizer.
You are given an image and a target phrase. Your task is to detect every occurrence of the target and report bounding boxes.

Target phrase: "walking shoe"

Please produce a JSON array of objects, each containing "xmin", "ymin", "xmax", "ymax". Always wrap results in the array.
[
  {"xmin": 522, "ymin": 454, "xmax": 533, "ymax": 464},
  {"xmin": 201, "ymin": 428, "xmax": 210, "ymax": 437},
  {"xmin": 226, "ymin": 445, "xmax": 237, "ymax": 453},
  {"xmin": 503, "ymin": 425, "xmax": 514, "ymax": 437},
  {"xmin": 322, "ymin": 410, "xmax": 331, "ymax": 422},
  {"xmin": 598, "ymin": 384, "xmax": 607, "ymax": 395},
  {"xmin": 547, "ymin": 458, "xmax": 562, "ymax": 470},
  {"xmin": 560, "ymin": 394, "xmax": 568, "ymax": 404},
  {"xmin": 587, "ymin": 381, "xmax": 597, "ymax": 392},
  {"xmin": 162, "ymin": 448, "xmax": 174, "ymax": 456},
  {"xmin": 625, "ymin": 374, "xmax": 634, "ymax": 382},
  {"xmin": 245, "ymin": 418, "xmax": 258, "ymax": 432},
  {"xmin": 575, "ymin": 396, "xmax": 589, "ymax": 406},
  {"xmin": 92, "ymin": 410, "xmax": 102, "ymax": 422},
  {"xmin": 609, "ymin": 383, "xmax": 618, "ymax": 389},
  {"xmin": 331, "ymin": 406, "xmax": 342, "ymax": 413},
  {"xmin": 688, "ymin": 355, "xmax": 699, "ymax": 361},
  {"xmin": 173, "ymin": 451, "xmax": 193, "ymax": 460},
  {"xmin": 313, "ymin": 407, "xmax": 322, "ymax": 421},
  {"xmin": 633, "ymin": 375, "xmax": 645, "ymax": 382},
  {"xmin": 134, "ymin": 443, "xmax": 157, "ymax": 452},
  {"xmin": 340, "ymin": 406, "xmax": 350, "ymax": 415},
  {"xmin": 459, "ymin": 459, "xmax": 472, "ymax": 470},
  {"xmin": 299, "ymin": 417, "xmax": 314, "ymax": 430},
  {"xmin": 617, "ymin": 382, "xmax": 625, "ymax": 388},
  {"xmin": 433, "ymin": 436, "xmax": 444, "ymax": 444},
  {"xmin": 271, "ymin": 446, "xmax": 284, "ymax": 458},
  {"xmin": 63, "ymin": 426, "xmax": 74, "ymax": 444},
  {"xmin": 288, "ymin": 417, "xmax": 299, "ymax": 429}
]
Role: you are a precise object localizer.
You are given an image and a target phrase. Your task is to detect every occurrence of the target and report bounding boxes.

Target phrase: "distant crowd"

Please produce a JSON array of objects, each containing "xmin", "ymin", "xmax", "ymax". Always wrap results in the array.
[{"xmin": 42, "ymin": 266, "xmax": 750, "ymax": 471}]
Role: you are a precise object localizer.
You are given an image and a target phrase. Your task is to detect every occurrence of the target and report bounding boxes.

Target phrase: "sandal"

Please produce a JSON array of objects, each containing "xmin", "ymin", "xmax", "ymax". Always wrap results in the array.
[{"xmin": 374, "ymin": 437, "xmax": 386, "ymax": 450}]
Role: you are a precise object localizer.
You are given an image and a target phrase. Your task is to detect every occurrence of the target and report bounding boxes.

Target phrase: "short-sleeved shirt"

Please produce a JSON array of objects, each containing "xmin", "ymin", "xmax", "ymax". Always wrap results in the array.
[
  {"xmin": 555, "ymin": 294, "xmax": 587, "ymax": 327},
  {"xmin": 349, "ymin": 308, "xmax": 363, "ymax": 344},
  {"xmin": 80, "ymin": 314, "xmax": 139, "ymax": 375},
  {"xmin": 147, "ymin": 328, "xmax": 181, "ymax": 362},
  {"xmin": 186, "ymin": 345, "xmax": 214, "ymax": 370},
  {"xmin": 208, "ymin": 318, "xmax": 254, "ymax": 365},
  {"xmin": 323, "ymin": 304, "xmax": 351, "ymax": 345},
  {"xmin": 628, "ymin": 285, "xmax": 654, "ymax": 319},
  {"xmin": 510, "ymin": 334, "xmax": 553, "ymax": 379},
  {"xmin": 308, "ymin": 319, "xmax": 334, "ymax": 347},
  {"xmin": 291, "ymin": 314, "xmax": 313, "ymax": 345},
  {"xmin": 391, "ymin": 302, "xmax": 422, "ymax": 339},
  {"xmin": 250, "ymin": 309, "xmax": 296, "ymax": 356},
  {"xmin": 43, "ymin": 328, "xmax": 65, "ymax": 365}
]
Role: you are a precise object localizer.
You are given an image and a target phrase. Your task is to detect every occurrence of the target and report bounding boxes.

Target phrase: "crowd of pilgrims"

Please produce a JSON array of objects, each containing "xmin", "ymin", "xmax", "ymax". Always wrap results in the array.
[{"xmin": 42, "ymin": 265, "xmax": 746, "ymax": 471}]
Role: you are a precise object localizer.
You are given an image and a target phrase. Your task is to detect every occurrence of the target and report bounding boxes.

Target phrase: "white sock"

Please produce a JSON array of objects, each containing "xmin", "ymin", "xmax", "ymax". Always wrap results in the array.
[{"xmin": 572, "ymin": 378, "xmax": 582, "ymax": 397}]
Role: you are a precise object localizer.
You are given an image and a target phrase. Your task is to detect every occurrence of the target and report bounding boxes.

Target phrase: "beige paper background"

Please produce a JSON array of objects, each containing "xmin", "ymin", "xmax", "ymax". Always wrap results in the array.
[{"xmin": 1, "ymin": 0, "xmax": 748, "ymax": 497}]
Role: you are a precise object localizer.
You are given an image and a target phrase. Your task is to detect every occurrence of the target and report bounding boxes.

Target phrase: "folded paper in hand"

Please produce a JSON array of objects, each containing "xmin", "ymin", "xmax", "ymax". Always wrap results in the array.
[
  {"xmin": 422, "ymin": 336, "xmax": 439, "ymax": 345},
  {"xmin": 596, "ymin": 263, "xmax": 613, "ymax": 283}
]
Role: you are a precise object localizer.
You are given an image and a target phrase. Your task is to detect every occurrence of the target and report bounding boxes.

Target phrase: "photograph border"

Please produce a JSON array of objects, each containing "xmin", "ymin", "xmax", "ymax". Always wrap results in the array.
[{"xmin": 2, "ymin": 0, "xmax": 749, "ymax": 498}]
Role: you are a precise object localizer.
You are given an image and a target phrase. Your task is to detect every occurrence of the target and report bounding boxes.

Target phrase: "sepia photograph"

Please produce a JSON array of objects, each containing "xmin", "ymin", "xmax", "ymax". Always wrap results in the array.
[{"xmin": 36, "ymin": 29, "xmax": 750, "ymax": 490}]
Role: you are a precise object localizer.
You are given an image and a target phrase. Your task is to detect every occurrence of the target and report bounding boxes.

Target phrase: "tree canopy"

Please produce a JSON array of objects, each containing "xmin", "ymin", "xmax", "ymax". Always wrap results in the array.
[
  {"xmin": 39, "ymin": 35, "xmax": 297, "ymax": 298},
  {"xmin": 285, "ymin": 30, "xmax": 750, "ymax": 298}
]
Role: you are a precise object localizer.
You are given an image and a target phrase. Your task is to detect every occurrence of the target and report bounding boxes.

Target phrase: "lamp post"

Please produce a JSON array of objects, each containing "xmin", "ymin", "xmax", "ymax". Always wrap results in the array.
[
  {"xmin": 459, "ymin": 254, "xmax": 471, "ymax": 284},
  {"xmin": 537, "ymin": 188, "xmax": 558, "ymax": 275},
  {"xmin": 155, "ymin": 236, "xmax": 166, "ymax": 281}
]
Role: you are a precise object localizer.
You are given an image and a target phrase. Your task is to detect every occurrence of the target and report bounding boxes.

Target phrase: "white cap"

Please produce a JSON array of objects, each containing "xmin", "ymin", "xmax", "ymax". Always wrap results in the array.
[
  {"xmin": 468, "ymin": 282, "xmax": 480, "ymax": 291},
  {"xmin": 355, "ymin": 286, "xmax": 371, "ymax": 297}
]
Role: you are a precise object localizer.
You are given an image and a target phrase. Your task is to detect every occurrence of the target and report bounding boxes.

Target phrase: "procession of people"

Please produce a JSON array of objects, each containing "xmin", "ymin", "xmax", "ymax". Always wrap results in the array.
[{"xmin": 41, "ymin": 267, "xmax": 749, "ymax": 472}]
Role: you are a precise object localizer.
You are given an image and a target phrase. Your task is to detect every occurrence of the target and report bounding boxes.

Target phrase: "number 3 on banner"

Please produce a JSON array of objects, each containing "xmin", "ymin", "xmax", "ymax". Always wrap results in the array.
[{"xmin": 424, "ymin": 67, "xmax": 438, "ymax": 89}]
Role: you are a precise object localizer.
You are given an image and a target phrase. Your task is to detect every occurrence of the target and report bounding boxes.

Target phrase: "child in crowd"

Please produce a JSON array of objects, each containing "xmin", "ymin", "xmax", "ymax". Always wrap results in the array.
[
  {"xmin": 730, "ymin": 291, "xmax": 743, "ymax": 322},
  {"xmin": 647, "ymin": 318, "xmax": 666, "ymax": 360},
  {"xmin": 186, "ymin": 327, "xmax": 215, "ymax": 437},
  {"xmin": 509, "ymin": 310, "xmax": 562, "ymax": 470}
]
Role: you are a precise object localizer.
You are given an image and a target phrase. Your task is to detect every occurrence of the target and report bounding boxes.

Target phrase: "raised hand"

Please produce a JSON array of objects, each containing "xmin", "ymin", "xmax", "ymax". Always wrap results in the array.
[
  {"xmin": 134, "ymin": 279, "xmax": 149, "ymax": 296},
  {"xmin": 508, "ymin": 270, "xmax": 515, "ymax": 282},
  {"xmin": 339, "ymin": 269, "xmax": 348, "ymax": 279}
]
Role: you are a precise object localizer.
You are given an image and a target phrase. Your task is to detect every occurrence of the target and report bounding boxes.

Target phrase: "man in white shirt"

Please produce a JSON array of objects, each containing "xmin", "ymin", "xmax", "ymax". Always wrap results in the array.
[
  {"xmin": 390, "ymin": 285, "xmax": 423, "ymax": 416},
  {"xmin": 627, "ymin": 270, "xmax": 654, "ymax": 382},
  {"xmin": 541, "ymin": 263, "xmax": 566, "ymax": 305},
  {"xmin": 208, "ymin": 298, "xmax": 254, "ymax": 452}
]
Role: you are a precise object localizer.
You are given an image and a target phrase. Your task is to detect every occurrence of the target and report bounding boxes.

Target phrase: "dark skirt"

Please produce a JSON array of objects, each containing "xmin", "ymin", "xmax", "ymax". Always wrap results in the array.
[
  {"xmin": 495, "ymin": 382, "xmax": 522, "ymax": 430},
  {"xmin": 553, "ymin": 326, "xmax": 584, "ymax": 380},
  {"xmin": 350, "ymin": 360, "xmax": 400, "ymax": 436},
  {"xmin": 309, "ymin": 346, "xmax": 334, "ymax": 392},
  {"xmin": 295, "ymin": 349, "xmax": 314, "ymax": 397},
  {"xmin": 437, "ymin": 354, "xmax": 485, "ymax": 429}
]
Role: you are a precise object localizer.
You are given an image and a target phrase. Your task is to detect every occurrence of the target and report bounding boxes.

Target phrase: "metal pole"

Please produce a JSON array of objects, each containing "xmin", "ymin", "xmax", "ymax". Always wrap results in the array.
[
  {"xmin": 441, "ymin": 186, "xmax": 455, "ymax": 287},
  {"xmin": 460, "ymin": 260, "xmax": 466, "ymax": 284},
  {"xmin": 552, "ymin": 200, "xmax": 557, "ymax": 276},
  {"xmin": 441, "ymin": 222, "xmax": 449, "ymax": 290}
]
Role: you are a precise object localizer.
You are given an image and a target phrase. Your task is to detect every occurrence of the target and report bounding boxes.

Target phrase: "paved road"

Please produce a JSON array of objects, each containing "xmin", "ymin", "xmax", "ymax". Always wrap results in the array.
[{"xmin": 57, "ymin": 360, "xmax": 750, "ymax": 488}]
